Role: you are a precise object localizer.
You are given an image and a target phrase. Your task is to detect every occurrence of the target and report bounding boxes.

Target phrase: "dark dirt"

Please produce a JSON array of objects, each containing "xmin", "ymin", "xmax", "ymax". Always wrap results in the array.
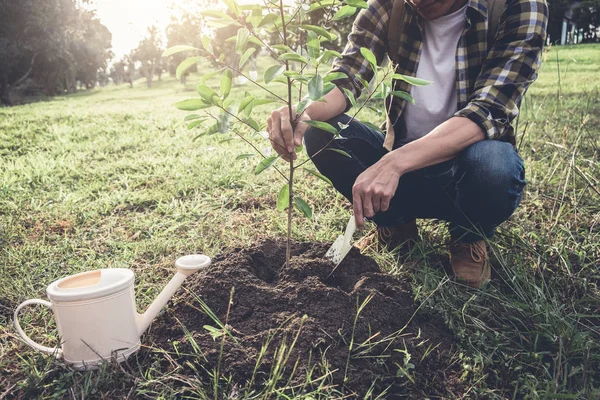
[{"xmin": 146, "ymin": 240, "xmax": 463, "ymax": 398}]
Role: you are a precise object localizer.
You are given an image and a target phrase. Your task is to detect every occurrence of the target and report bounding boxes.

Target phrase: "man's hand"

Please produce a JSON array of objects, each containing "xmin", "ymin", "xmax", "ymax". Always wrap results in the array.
[
  {"xmin": 352, "ymin": 153, "xmax": 402, "ymax": 229},
  {"xmin": 267, "ymin": 106, "xmax": 311, "ymax": 162}
]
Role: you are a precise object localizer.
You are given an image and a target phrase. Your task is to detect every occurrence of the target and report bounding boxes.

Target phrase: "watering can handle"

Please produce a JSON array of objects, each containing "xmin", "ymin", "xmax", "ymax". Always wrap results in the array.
[{"xmin": 14, "ymin": 299, "xmax": 63, "ymax": 357}]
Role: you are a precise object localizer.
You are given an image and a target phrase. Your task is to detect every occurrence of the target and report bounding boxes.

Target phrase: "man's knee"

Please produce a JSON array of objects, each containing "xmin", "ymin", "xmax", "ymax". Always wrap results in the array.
[
  {"xmin": 304, "ymin": 114, "xmax": 352, "ymax": 158},
  {"xmin": 304, "ymin": 126, "xmax": 334, "ymax": 158},
  {"xmin": 456, "ymin": 140, "xmax": 526, "ymax": 218},
  {"xmin": 457, "ymin": 141, "xmax": 524, "ymax": 189}
]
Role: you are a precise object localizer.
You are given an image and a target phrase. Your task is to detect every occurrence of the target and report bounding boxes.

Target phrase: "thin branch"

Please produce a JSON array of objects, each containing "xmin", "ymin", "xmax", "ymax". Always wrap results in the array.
[
  {"xmin": 198, "ymin": 43, "xmax": 288, "ymax": 103},
  {"xmin": 213, "ymin": 108, "xmax": 289, "ymax": 181},
  {"xmin": 12, "ymin": 53, "xmax": 38, "ymax": 87}
]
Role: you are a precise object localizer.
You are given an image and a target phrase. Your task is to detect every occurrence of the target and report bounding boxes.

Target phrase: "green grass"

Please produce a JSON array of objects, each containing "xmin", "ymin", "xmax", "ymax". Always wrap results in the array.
[{"xmin": 1, "ymin": 43, "xmax": 599, "ymax": 398}]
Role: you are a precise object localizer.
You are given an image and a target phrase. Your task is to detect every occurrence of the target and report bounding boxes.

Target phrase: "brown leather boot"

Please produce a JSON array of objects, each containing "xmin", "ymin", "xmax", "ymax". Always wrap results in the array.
[
  {"xmin": 356, "ymin": 220, "xmax": 419, "ymax": 252},
  {"xmin": 449, "ymin": 240, "xmax": 491, "ymax": 288}
]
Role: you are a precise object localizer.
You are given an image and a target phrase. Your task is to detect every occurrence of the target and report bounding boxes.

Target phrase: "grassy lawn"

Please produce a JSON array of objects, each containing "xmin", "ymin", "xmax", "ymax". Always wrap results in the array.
[{"xmin": 1, "ymin": 44, "xmax": 599, "ymax": 398}]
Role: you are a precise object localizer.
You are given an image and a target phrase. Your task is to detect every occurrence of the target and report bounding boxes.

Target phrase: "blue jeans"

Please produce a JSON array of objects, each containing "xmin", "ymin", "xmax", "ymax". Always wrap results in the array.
[{"xmin": 304, "ymin": 114, "xmax": 526, "ymax": 243}]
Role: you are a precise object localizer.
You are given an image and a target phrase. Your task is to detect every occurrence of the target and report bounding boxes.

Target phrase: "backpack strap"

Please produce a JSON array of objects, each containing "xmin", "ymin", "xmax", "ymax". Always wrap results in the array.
[
  {"xmin": 487, "ymin": 0, "xmax": 506, "ymax": 49},
  {"xmin": 387, "ymin": 0, "xmax": 405, "ymax": 65}
]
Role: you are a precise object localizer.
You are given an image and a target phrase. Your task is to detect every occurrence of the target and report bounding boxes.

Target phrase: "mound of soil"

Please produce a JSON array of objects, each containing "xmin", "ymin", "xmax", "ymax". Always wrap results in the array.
[{"xmin": 147, "ymin": 240, "xmax": 462, "ymax": 397}]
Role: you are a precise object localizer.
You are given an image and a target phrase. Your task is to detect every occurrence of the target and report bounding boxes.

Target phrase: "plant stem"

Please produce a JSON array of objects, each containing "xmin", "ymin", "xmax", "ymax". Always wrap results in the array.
[{"xmin": 280, "ymin": 0, "xmax": 294, "ymax": 269}]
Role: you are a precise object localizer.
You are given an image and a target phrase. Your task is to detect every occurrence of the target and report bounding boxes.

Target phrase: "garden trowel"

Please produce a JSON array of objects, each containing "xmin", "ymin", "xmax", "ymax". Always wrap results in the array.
[{"xmin": 325, "ymin": 215, "xmax": 357, "ymax": 266}]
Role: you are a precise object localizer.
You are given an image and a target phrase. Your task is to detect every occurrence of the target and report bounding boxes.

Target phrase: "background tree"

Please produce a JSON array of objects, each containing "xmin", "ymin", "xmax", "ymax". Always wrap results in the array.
[
  {"xmin": 132, "ymin": 26, "xmax": 163, "ymax": 89},
  {"xmin": 0, "ymin": 0, "xmax": 112, "ymax": 105},
  {"xmin": 166, "ymin": 13, "xmax": 204, "ymax": 84},
  {"xmin": 546, "ymin": 0, "xmax": 573, "ymax": 43},
  {"xmin": 573, "ymin": 0, "xmax": 600, "ymax": 42}
]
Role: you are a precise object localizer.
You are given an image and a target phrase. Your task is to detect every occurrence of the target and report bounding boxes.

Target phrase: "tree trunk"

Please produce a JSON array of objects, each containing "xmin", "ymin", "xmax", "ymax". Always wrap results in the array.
[
  {"xmin": 146, "ymin": 63, "xmax": 155, "ymax": 88},
  {"xmin": 0, "ymin": 76, "xmax": 12, "ymax": 106}
]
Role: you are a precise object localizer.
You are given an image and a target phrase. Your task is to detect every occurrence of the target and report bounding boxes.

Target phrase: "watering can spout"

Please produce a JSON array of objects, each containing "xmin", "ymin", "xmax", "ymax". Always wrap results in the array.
[{"xmin": 136, "ymin": 254, "xmax": 211, "ymax": 336}]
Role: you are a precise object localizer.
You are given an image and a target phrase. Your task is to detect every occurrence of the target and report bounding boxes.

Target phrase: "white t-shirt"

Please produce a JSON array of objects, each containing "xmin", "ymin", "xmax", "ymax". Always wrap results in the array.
[{"xmin": 401, "ymin": 5, "xmax": 467, "ymax": 142}]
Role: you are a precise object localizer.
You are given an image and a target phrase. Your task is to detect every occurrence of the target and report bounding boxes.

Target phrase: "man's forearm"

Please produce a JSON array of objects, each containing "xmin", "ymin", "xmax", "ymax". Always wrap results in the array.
[
  {"xmin": 388, "ymin": 116, "xmax": 486, "ymax": 175},
  {"xmin": 304, "ymin": 87, "xmax": 347, "ymax": 121}
]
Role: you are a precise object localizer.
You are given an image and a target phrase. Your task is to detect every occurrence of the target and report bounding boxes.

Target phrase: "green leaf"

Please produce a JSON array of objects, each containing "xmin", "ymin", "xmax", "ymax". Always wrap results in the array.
[
  {"xmin": 297, "ymin": 25, "xmax": 336, "ymax": 41},
  {"xmin": 308, "ymin": 74, "xmax": 323, "ymax": 100},
  {"xmin": 345, "ymin": 0, "xmax": 369, "ymax": 8},
  {"xmin": 304, "ymin": 120, "xmax": 338, "ymax": 135},
  {"xmin": 203, "ymin": 325, "xmax": 225, "ymax": 340},
  {"xmin": 392, "ymin": 74, "xmax": 433, "ymax": 86},
  {"xmin": 360, "ymin": 47, "xmax": 378, "ymax": 72},
  {"xmin": 308, "ymin": 0, "xmax": 343, "ymax": 12},
  {"xmin": 222, "ymin": 0, "xmax": 241, "ymax": 16},
  {"xmin": 201, "ymin": 69, "xmax": 222, "ymax": 85},
  {"xmin": 223, "ymin": 98, "xmax": 234, "ymax": 109},
  {"xmin": 258, "ymin": 13, "xmax": 279, "ymax": 28},
  {"xmin": 319, "ymin": 49, "xmax": 343, "ymax": 64},
  {"xmin": 272, "ymin": 44, "xmax": 293, "ymax": 53},
  {"xmin": 294, "ymin": 197, "xmax": 312, "ymax": 219},
  {"xmin": 248, "ymin": 6, "xmax": 262, "ymax": 27},
  {"xmin": 357, "ymin": 75, "xmax": 370, "ymax": 89},
  {"xmin": 236, "ymin": 153, "xmax": 255, "ymax": 160},
  {"xmin": 239, "ymin": 48, "xmax": 256, "ymax": 68},
  {"xmin": 235, "ymin": 28, "xmax": 249, "ymax": 54},
  {"xmin": 342, "ymin": 88, "xmax": 357, "ymax": 108},
  {"xmin": 327, "ymin": 148, "xmax": 352, "ymax": 157},
  {"xmin": 333, "ymin": 5, "xmax": 357, "ymax": 20},
  {"xmin": 252, "ymin": 98, "xmax": 276, "ymax": 106},
  {"xmin": 390, "ymin": 90, "xmax": 415, "ymax": 104},
  {"xmin": 248, "ymin": 36, "xmax": 262, "ymax": 47},
  {"xmin": 324, "ymin": 72, "xmax": 348, "ymax": 83},
  {"xmin": 254, "ymin": 155, "xmax": 280, "ymax": 175},
  {"xmin": 244, "ymin": 117, "xmax": 261, "ymax": 131},
  {"xmin": 201, "ymin": 35, "xmax": 213, "ymax": 54},
  {"xmin": 362, "ymin": 121, "xmax": 383, "ymax": 134},
  {"xmin": 277, "ymin": 184, "xmax": 290, "ymax": 211},
  {"xmin": 303, "ymin": 168, "xmax": 332, "ymax": 185},
  {"xmin": 184, "ymin": 114, "xmax": 202, "ymax": 121},
  {"xmin": 279, "ymin": 53, "xmax": 308, "ymax": 64},
  {"xmin": 323, "ymin": 82, "xmax": 336, "ymax": 96},
  {"xmin": 284, "ymin": 72, "xmax": 309, "ymax": 83},
  {"xmin": 200, "ymin": 10, "xmax": 234, "ymax": 19},
  {"xmin": 176, "ymin": 56, "xmax": 202, "ymax": 80},
  {"xmin": 264, "ymin": 65, "xmax": 285, "ymax": 84},
  {"xmin": 175, "ymin": 99, "xmax": 211, "ymax": 111},
  {"xmin": 221, "ymin": 70, "xmax": 233, "ymax": 99},
  {"xmin": 238, "ymin": 95, "xmax": 255, "ymax": 113},
  {"xmin": 163, "ymin": 45, "xmax": 200, "ymax": 57},
  {"xmin": 197, "ymin": 84, "xmax": 218, "ymax": 103},
  {"xmin": 283, "ymin": 71, "xmax": 302, "ymax": 78},
  {"xmin": 296, "ymin": 98, "xmax": 312, "ymax": 115},
  {"xmin": 187, "ymin": 120, "xmax": 205, "ymax": 130},
  {"xmin": 306, "ymin": 31, "xmax": 321, "ymax": 61}
]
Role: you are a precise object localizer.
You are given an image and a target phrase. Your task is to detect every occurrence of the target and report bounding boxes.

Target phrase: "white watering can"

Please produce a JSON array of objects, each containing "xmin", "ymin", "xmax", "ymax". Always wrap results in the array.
[{"xmin": 14, "ymin": 254, "xmax": 210, "ymax": 370}]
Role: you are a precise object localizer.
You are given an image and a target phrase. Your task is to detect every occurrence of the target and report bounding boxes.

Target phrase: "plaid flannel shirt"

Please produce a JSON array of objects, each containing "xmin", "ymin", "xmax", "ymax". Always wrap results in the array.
[{"xmin": 331, "ymin": 0, "xmax": 548, "ymax": 145}]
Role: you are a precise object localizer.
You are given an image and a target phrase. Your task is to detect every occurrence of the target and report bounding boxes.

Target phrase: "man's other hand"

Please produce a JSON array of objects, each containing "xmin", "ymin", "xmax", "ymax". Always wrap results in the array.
[{"xmin": 352, "ymin": 154, "xmax": 402, "ymax": 229}]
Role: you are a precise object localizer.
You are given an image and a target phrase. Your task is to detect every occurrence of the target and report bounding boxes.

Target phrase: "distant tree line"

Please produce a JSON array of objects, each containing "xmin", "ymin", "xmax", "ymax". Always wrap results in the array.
[
  {"xmin": 0, "ymin": 0, "xmax": 112, "ymax": 105},
  {"xmin": 2, "ymin": 0, "xmax": 598, "ymax": 106},
  {"xmin": 546, "ymin": 0, "xmax": 600, "ymax": 43}
]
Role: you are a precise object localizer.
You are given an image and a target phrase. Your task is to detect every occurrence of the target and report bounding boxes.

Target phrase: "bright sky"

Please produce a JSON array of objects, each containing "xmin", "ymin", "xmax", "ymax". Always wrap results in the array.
[
  {"xmin": 88, "ymin": 0, "xmax": 278, "ymax": 60},
  {"xmin": 89, "ymin": 0, "xmax": 174, "ymax": 59}
]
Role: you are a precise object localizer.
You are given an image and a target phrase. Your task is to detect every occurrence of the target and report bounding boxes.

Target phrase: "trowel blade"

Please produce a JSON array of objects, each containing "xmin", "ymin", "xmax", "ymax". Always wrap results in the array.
[{"xmin": 325, "ymin": 216, "xmax": 356, "ymax": 266}]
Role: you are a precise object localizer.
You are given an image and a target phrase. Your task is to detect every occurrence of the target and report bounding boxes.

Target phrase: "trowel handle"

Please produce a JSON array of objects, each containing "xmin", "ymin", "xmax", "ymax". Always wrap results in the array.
[{"xmin": 14, "ymin": 299, "xmax": 63, "ymax": 358}]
